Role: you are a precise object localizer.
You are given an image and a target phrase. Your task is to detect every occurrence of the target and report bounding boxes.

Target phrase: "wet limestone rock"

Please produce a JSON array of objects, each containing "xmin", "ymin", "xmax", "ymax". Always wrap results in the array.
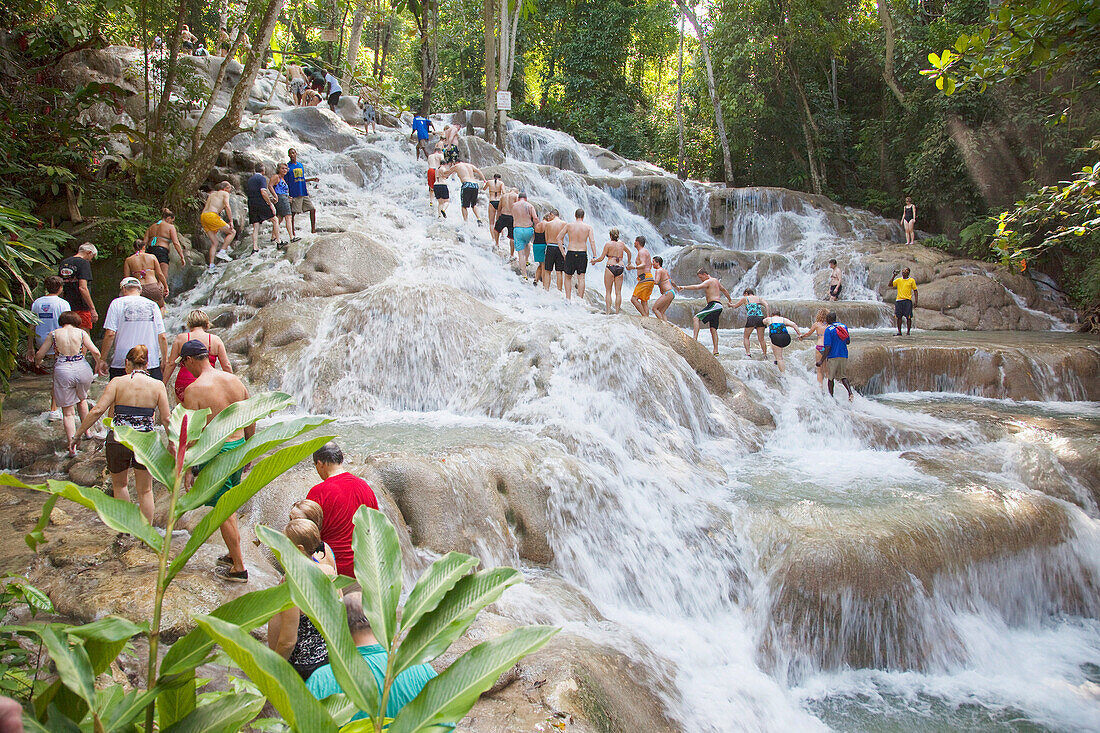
[
  {"xmin": 634, "ymin": 317, "xmax": 727, "ymax": 394},
  {"xmin": 277, "ymin": 106, "xmax": 359, "ymax": 153},
  {"xmin": 456, "ymin": 135, "xmax": 506, "ymax": 168}
]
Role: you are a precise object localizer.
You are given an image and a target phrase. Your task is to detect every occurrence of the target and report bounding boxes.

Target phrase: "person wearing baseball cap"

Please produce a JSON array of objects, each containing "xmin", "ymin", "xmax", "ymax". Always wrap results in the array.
[{"xmin": 97, "ymin": 276, "xmax": 167, "ymax": 379}]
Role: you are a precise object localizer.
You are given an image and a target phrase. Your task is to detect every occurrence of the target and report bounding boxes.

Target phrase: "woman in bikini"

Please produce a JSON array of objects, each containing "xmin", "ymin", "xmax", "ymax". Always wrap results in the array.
[
  {"xmin": 902, "ymin": 196, "xmax": 917, "ymax": 244},
  {"xmin": 592, "ymin": 228, "xmax": 632, "ymax": 314},
  {"xmin": 798, "ymin": 307, "xmax": 830, "ymax": 387},
  {"xmin": 124, "ymin": 238, "xmax": 169, "ymax": 313},
  {"xmin": 73, "ymin": 345, "xmax": 170, "ymax": 522},
  {"xmin": 162, "ymin": 310, "xmax": 233, "ymax": 404},
  {"xmin": 35, "ymin": 311, "xmax": 100, "ymax": 455},
  {"xmin": 143, "ymin": 209, "xmax": 185, "ymax": 289}
]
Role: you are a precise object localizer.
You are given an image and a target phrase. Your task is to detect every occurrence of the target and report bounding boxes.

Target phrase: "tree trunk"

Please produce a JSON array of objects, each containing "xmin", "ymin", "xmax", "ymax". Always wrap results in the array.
[
  {"xmin": 483, "ymin": 0, "xmax": 497, "ymax": 144},
  {"xmin": 152, "ymin": 0, "xmax": 190, "ymax": 157},
  {"xmin": 676, "ymin": 11, "xmax": 685, "ymax": 179},
  {"xmin": 141, "ymin": 0, "xmax": 151, "ymax": 159},
  {"xmin": 170, "ymin": 0, "xmax": 286, "ymax": 209},
  {"xmin": 345, "ymin": 0, "xmax": 368, "ymax": 77},
  {"xmin": 876, "ymin": 0, "xmax": 906, "ymax": 105},
  {"xmin": 190, "ymin": 1, "xmax": 259, "ymax": 156},
  {"xmin": 802, "ymin": 121, "xmax": 824, "ymax": 195},
  {"xmin": 416, "ymin": 0, "xmax": 439, "ymax": 115},
  {"xmin": 785, "ymin": 53, "xmax": 826, "ymax": 195},
  {"xmin": 495, "ymin": 0, "xmax": 521, "ymax": 150},
  {"xmin": 674, "ymin": 0, "xmax": 733, "ymax": 185}
]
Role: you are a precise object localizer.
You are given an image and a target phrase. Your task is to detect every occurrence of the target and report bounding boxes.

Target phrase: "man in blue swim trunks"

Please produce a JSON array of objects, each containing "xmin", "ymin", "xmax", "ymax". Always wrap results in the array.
[
  {"xmin": 411, "ymin": 112, "xmax": 434, "ymax": 160},
  {"xmin": 445, "ymin": 159, "xmax": 487, "ymax": 226},
  {"xmin": 510, "ymin": 192, "xmax": 537, "ymax": 278}
]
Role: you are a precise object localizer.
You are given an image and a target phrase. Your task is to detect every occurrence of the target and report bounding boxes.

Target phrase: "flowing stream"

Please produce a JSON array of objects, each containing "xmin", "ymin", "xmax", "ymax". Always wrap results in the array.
[{"xmin": 174, "ymin": 102, "xmax": 1100, "ymax": 731}]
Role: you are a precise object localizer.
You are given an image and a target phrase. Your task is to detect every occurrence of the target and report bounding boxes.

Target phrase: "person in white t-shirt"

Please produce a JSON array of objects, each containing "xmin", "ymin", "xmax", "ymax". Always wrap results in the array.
[
  {"xmin": 97, "ymin": 277, "xmax": 167, "ymax": 380},
  {"xmin": 324, "ymin": 72, "xmax": 342, "ymax": 112},
  {"xmin": 27, "ymin": 275, "xmax": 72, "ymax": 419}
]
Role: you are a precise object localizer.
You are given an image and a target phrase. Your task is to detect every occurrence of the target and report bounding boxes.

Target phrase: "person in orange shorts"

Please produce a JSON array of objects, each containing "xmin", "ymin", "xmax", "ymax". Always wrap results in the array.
[
  {"xmin": 629, "ymin": 236, "xmax": 655, "ymax": 316},
  {"xmin": 201, "ymin": 182, "xmax": 237, "ymax": 274}
]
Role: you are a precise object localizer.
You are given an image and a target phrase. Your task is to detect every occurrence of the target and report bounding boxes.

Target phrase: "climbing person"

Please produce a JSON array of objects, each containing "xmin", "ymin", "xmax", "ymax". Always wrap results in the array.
[
  {"xmin": 678, "ymin": 269, "xmax": 733, "ymax": 356},
  {"xmin": 432, "ymin": 162, "xmax": 452, "ymax": 219},
  {"xmin": 411, "ymin": 112, "xmax": 434, "ymax": 160},
  {"xmin": 592, "ymin": 228, "xmax": 632, "ymax": 314},
  {"xmin": 510, "ymin": 192, "xmax": 537, "ymax": 278},
  {"xmin": 288, "ymin": 148, "xmax": 320, "ymax": 234},
  {"xmin": 729, "ymin": 288, "xmax": 770, "ymax": 358},
  {"xmin": 201, "ymin": 182, "xmax": 237, "ymax": 273},
  {"xmin": 562, "ymin": 208, "xmax": 596, "ymax": 301},
  {"xmin": 798, "ymin": 307, "xmax": 831, "ymax": 387},
  {"xmin": 268, "ymin": 162, "xmax": 295, "ymax": 244},
  {"xmin": 542, "ymin": 209, "xmax": 568, "ymax": 292},
  {"xmin": 307, "ymin": 442, "xmax": 379, "ymax": 578},
  {"xmin": 358, "ymin": 95, "xmax": 376, "ymax": 134},
  {"xmin": 495, "ymin": 188, "xmax": 519, "ymax": 256},
  {"xmin": 143, "ymin": 209, "xmax": 185, "ymax": 287},
  {"xmin": 286, "ymin": 63, "xmax": 308, "ymax": 105},
  {"xmin": 426, "ymin": 143, "xmax": 444, "ymax": 213},
  {"xmin": 324, "ymin": 70, "xmax": 342, "ymax": 112},
  {"xmin": 123, "ymin": 238, "xmax": 168, "ymax": 314},
  {"xmin": 35, "ymin": 311, "xmax": 99, "ymax": 456},
  {"xmin": 827, "ymin": 259, "xmax": 843, "ymax": 301},
  {"xmin": 58, "ymin": 242, "xmax": 97, "ymax": 330},
  {"xmin": 651, "ymin": 256, "xmax": 675, "ymax": 322},
  {"xmin": 441, "ymin": 122, "xmax": 460, "ymax": 164},
  {"xmin": 181, "ymin": 339, "xmax": 255, "ymax": 582},
  {"xmin": 448, "ymin": 159, "xmax": 487, "ymax": 226},
  {"xmin": 762, "ymin": 309, "xmax": 802, "ymax": 373},
  {"xmin": 245, "ymin": 162, "xmax": 280, "ymax": 254},
  {"xmin": 98, "ymin": 277, "xmax": 167, "ymax": 380},
  {"xmin": 27, "ymin": 275, "xmax": 70, "ymax": 370},
  {"xmin": 75, "ymin": 345, "xmax": 170, "ymax": 521},
  {"xmin": 902, "ymin": 196, "xmax": 917, "ymax": 244},
  {"xmin": 306, "ymin": 593, "xmax": 437, "ymax": 720},
  {"xmin": 268, "ymin": 518, "xmax": 333, "ymax": 681},
  {"xmin": 180, "ymin": 24, "xmax": 197, "ymax": 50},
  {"xmin": 818, "ymin": 312, "xmax": 854, "ymax": 400},
  {"xmin": 629, "ymin": 236, "xmax": 655, "ymax": 316},
  {"xmin": 891, "ymin": 266, "xmax": 918, "ymax": 336},
  {"xmin": 162, "ymin": 310, "xmax": 233, "ymax": 403},
  {"xmin": 288, "ymin": 499, "xmax": 338, "ymax": 575},
  {"xmin": 532, "ymin": 212, "xmax": 551, "ymax": 288},
  {"xmin": 485, "ymin": 174, "xmax": 504, "ymax": 232}
]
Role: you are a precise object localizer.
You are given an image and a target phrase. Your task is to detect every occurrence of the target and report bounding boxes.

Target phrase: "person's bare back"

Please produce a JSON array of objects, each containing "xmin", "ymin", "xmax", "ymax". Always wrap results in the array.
[
  {"xmin": 125, "ymin": 251, "xmax": 161, "ymax": 285},
  {"xmin": 498, "ymin": 189, "xmax": 519, "ymax": 217},
  {"xmin": 449, "ymin": 161, "xmax": 484, "ymax": 184},
  {"xmin": 564, "ymin": 219, "xmax": 595, "ymax": 254},
  {"xmin": 544, "ymin": 216, "xmax": 567, "ymax": 245},
  {"xmin": 183, "ymin": 369, "xmax": 250, "ymax": 438},
  {"xmin": 511, "ymin": 199, "xmax": 537, "ymax": 228},
  {"xmin": 203, "ymin": 189, "xmax": 231, "ymax": 216},
  {"xmin": 442, "ymin": 124, "xmax": 460, "ymax": 146},
  {"xmin": 427, "ymin": 150, "xmax": 443, "ymax": 169}
]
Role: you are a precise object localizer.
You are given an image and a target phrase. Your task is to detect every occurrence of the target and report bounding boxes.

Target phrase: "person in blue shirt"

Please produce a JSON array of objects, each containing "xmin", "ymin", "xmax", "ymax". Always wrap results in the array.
[
  {"xmin": 287, "ymin": 148, "xmax": 319, "ymax": 234},
  {"xmin": 411, "ymin": 113, "xmax": 434, "ymax": 160},
  {"xmin": 817, "ymin": 312, "xmax": 854, "ymax": 401},
  {"xmin": 306, "ymin": 593, "xmax": 437, "ymax": 721}
]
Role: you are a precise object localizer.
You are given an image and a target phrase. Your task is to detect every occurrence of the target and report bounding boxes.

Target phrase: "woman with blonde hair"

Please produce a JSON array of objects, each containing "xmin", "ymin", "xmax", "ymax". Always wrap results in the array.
[
  {"xmin": 74, "ymin": 345, "xmax": 170, "ymax": 521},
  {"xmin": 289, "ymin": 499, "xmax": 337, "ymax": 574},
  {"xmin": 268, "ymin": 518, "xmax": 333, "ymax": 679},
  {"xmin": 162, "ymin": 309, "xmax": 233, "ymax": 402},
  {"xmin": 799, "ymin": 307, "xmax": 831, "ymax": 386}
]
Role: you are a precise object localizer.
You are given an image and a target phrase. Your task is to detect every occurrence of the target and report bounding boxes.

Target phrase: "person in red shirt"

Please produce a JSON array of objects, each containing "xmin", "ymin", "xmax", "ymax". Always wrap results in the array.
[{"xmin": 305, "ymin": 442, "xmax": 379, "ymax": 577}]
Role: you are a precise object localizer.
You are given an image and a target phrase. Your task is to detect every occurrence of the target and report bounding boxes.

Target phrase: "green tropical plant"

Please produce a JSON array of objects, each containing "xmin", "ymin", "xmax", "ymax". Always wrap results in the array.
[
  {"xmin": 0, "ymin": 392, "xmax": 335, "ymax": 732},
  {"xmin": 198, "ymin": 507, "xmax": 558, "ymax": 732},
  {"xmin": 0, "ymin": 575, "xmax": 54, "ymax": 701}
]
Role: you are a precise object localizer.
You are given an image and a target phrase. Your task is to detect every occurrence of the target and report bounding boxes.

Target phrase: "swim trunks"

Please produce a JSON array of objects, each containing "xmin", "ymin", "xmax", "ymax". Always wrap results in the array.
[
  {"xmin": 141, "ymin": 283, "xmax": 166, "ymax": 309},
  {"xmin": 745, "ymin": 315, "xmax": 765, "ymax": 329},
  {"xmin": 494, "ymin": 214, "xmax": 514, "ymax": 238},
  {"xmin": 544, "ymin": 244, "xmax": 565, "ymax": 272},
  {"xmin": 633, "ymin": 273, "xmax": 655, "ymax": 301},
  {"xmin": 291, "ymin": 196, "xmax": 315, "ymax": 214},
  {"xmin": 148, "ymin": 244, "xmax": 170, "ymax": 264},
  {"xmin": 895, "ymin": 299, "xmax": 913, "ymax": 318},
  {"xmin": 829, "ymin": 283, "xmax": 842, "ymax": 299},
  {"xmin": 201, "ymin": 212, "xmax": 228, "ymax": 233},
  {"xmin": 768, "ymin": 323, "xmax": 792, "ymax": 347},
  {"xmin": 460, "ymin": 182, "xmax": 479, "ymax": 208},
  {"xmin": 199, "ymin": 437, "xmax": 247, "ymax": 507},
  {"xmin": 564, "ymin": 251, "xmax": 588, "ymax": 276},
  {"xmin": 696, "ymin": 300, "xmax": 722, "ymax": 328},
  {"xmin": 290, "ymin": 79, "xmax": 306, "ymax": 95},
  {"xmin": 427, "ymin": 168, "xmax": 436, "ymax": 189},
  {"xmin": 513, "ymin": 226, "xmax": 534, "ymax": 252},
  {"xmin": 826, "ymin": 357, "xmax": 848, "ymax": 380},
  {"xmin": 443, "ymin": 144, "xmax": 459, "ymax": 164},
  {"xmin": 433, "ymin": 183, "xmax": 450, "ymax": 200}
]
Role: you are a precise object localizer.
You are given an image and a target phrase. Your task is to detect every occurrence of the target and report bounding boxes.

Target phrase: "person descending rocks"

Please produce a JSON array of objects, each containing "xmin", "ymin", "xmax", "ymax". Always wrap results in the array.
[
  {"xmin": 651, "ymin": 256, "xmax": 676, "ymax": 322},
  {"xmin": 818, "ymin": 312, "xmax": 854, "ymax": 400},
  {"xmin": 827, "ymin": 258, "xmax": 843, "ymax": 301},
  {"xmin": 592, "ymin": 228, "xmax": 632, "ymax": 314},
  {"xmin": 891, "ymin": 266, "xmax": 918, "ymax": 336},
  {"xmin": 35, "ymin": 311, "xmax": 99, "ymax": 456},
  {"xmin": 562, "ymin": 209, "xmax": 596, "ymax": 302},
  {"xmin": 288, "ymin": 148, "xmax": 320, "ymax": 234},
  {"xmin": 629, "ymin": 236, "xmax": 655, "ymax": 316},
  {"xmin": 143, "ymin": 209, "xmax": 185, "ymax": 287},
  {"xmin": 762, "ymin": 309, "xmax": 802, "ymax": 372},
  {"xmin": 729, "ymin": 288, "xmax": 770, "ymax": 358},
  {"xmin": 510, "ymin": 192, "xmax": 538, "ymax": 278},
  {"xmin": 677, "ymin": 269, "xmax": 733, "ymax": 356},
  {"xmin": 201, "ymin": 182, "xmax": 237, "ymax": 273}
]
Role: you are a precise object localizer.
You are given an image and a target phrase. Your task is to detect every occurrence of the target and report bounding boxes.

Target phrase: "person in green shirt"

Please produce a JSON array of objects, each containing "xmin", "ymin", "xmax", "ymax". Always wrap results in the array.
[{"xmin": 306, "ymin": 593, "xmax": 437, "ymax": 720}]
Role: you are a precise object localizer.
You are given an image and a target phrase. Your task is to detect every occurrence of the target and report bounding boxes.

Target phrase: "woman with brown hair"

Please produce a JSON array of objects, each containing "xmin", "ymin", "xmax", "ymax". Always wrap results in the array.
[
  {"xmin": 289, "ymin": 499, "xmax": 338, "ymax": 573},
  {"xmin": 74, "ymin": 345, "xmax": 170, "ymax": 521},
  {"xmin": 142, "ymin": 209, "xmax": 185, "ymax": 288},
  {"xmin": 124, "ymin": 237, "xmax": 169, "ymax": 313},
  {"xmin": 35, "ymin": 311, "xmax": 100, "ymax": 455},
  {"xmin": 798, "ymin": 307, "xmax": 831, "ymax": 387}
]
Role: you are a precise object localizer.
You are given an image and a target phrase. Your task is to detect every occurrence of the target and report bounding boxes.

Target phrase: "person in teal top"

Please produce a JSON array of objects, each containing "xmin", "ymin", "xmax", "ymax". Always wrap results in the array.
[{"xmin": 306, "ymin": 593, "xmax": 437, "ymax": 720}]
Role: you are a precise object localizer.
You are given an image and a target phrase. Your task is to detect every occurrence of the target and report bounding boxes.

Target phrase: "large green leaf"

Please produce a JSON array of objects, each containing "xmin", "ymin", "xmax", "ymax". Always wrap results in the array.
[
  {"xmin": 25, "ymin": 494, "xmax": 59, "ymax": 552},
  {"xmin": 160, "ymin": 692, "xmax": 265, "ymax": 733},
  {"xmin": 351, "ymin": 508, "xmax": 402, "ymax": 649},
  {"xmin": 392, "ymin": 568, "xmax": 521, "ymax": 678},
  {"xmin": 178, "ymin": 416, "xmax": 333, "ymax": 514},
  {"xmin": 184, "ymin": 393, "xmax": 296, "ymax": 468},
  {"xmin": 257, "ymin": 525, "xmax": 380, "ymax": 718},
  {"xmin": 399, "ymin": 552, "xmax": 478, "ymax": 633},
  {"xmin": 99, "ymin": 687, "xmax": 160, "ymax": 731},
  {"xmin": 167, "ymin": 404, "xmax": 210, "ymax": 449},
  {"xmin": 110, "ymin": 421, "xmax": 176, "ymax": 490},
  {"xmin": 165, "ymin": 434, "xmax": 334, "ymax": 583},
  {"xmin": 38, "ymin": 627, "xmax": 95, "ymax": 709},
  {"xmin": 192, "ymin": 615, "xmax": 337, "ymax": 733},
  {"xmin": 0, "ymin": 474, "xmax": 162, "ymax": 553},
  {"xmin": 67, "ymin": 616, "xmax": 143, "ymax": 677},
  {"xmin": 387, "ymin": 626, "xmax": 558, "ymax": 733},
  {"xmin": 322, "ymin": 694, "xmax": 359, "ymax": 727}
]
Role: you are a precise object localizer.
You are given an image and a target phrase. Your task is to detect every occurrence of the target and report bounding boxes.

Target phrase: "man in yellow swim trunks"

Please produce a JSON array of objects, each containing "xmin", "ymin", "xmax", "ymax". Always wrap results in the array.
[
  {"xmin": 629, "ymin": 236, "xmax": 655, "ymax": 316},
  {"xmin": 201, "ymin": 182, "xmax": 237, "ymax": 274}
]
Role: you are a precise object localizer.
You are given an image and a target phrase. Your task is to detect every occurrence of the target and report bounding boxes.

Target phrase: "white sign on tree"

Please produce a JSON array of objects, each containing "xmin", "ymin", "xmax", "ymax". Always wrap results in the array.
[{"xmin": 496, "ymin": 91, "xmax": 512, "ymax": 111}]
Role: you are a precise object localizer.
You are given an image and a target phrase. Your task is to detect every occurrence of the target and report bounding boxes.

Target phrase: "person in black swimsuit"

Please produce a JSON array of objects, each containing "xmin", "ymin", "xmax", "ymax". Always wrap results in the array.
[
  {"xmin": 268, "ymin": 519, "xmax": 333, "ymax": 680},
  {"xmin": 902, "ymin": 196, "xmax": 917, "ymax": 244},
  {"xmin": 592, "ymin": 228, "xmax": 632, "ymax": 313}
]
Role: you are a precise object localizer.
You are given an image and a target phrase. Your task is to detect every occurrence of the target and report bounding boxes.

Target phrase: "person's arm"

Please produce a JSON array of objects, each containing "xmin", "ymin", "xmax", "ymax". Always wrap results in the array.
[
  {"xmin": 82, "ymin": 330, "xmax": 101, "ymax": 362},
  {"xmin": 817, "ymin": 343, "xmax": 831, "ymax": 367},
  {"xmin": 163, "ymin": 336, "xmax": 181, "ymax": 385},
  {"xmin": 123, "ymin": 258, "xmax": 133, "ymax": 278},
  {"xmin": 678, "ymin": 282, "xmax": 706, "ymax": 291},
  {"xmin": 214, "ymin": 337, "xmax": 234, "ymax": 373},
  {"xmin": 730, "ymin": 297, "xmax": 747, "ymax": 308},
  {"xmin": 223, "ymin": 199, "xmax": 234, "ymax": 226},
  {"xmin": 156, "ymin": 383, "xmax": 171, "ymax": 430},
  {"xmin": 158, "ymin": 332, "xmax": 168, "ymax": 368},
  {"xmin": 912, "ymin": 282, "xmax": 918, "ymax": 308},
  {"xmin": 587, "ymin": 230, "xmax": 597, "ymax": 258},
  {"xmin": 784, "ymin": 317, "xmax": 802, "ymax": 336},
  {"xmin": 74, "ymin": 380, "xmax": 116, "ymax": 443},
  {"xmin": 593, "ymin": 244, "xmax": 606, "ymax": 264},
  {"xmin": 97, "ymin": 330, "xmax": 116, "ymax": 376},
  {"xmin": 270, "ymin": 606, "xmax": 300, "ymax": 658},
  {"xmin": 78, "ymin": 279, "xmax": 97, "ymax": 323},
  {"xmin": 760, "ymin": 298, "xmax": 769, "ymax": 314},
  {"xmin": 34, "ymin": 332, "xmax": 54, "ymax": 366},
  {"xmin": 719, "ymin": 283, "xmax": 733, "ymax": 304}
]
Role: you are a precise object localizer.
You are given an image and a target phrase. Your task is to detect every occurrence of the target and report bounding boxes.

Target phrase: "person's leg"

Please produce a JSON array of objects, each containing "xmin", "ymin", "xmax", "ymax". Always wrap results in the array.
[
  {"xmin": 221, "ymin": 514, "xmax": 245, "ymax": 572},
  {"xmin": 133, "ymin": 468, "xmax": 154, "ymax": 522},
  {"xmin": 614, "ymin": 276, "xmax": 624, "ymax": 312},
  {"xmin": 827, "ymin": 378, "xmax": 835, "ymax": 397},
  {"xmin": 896, "ymin": 314, "xmax": 903, "ymax": 336},
  {"xmin": 62, "ymin": 406, "xmax": 76, "ymax": 453},
  {"xmin": 251, "ymin": 222, "xmax": 259, "ymax": 252},
  {"xmin": 76, "ymin": 400, "xmax": 90, "ymax": 437},
  {"xmin": 603, "ymin": 269, "xmax": 613, "ymax": 314},
  {"xmin": 207, "ymin": 230, "xmax": 219, "ymax": 265},
  {"xmin": 774, "ymin": 345, "xmax": 784, "ymax": 371},
  {"xmin": 710, "ymin": 326, "xmax": 719, "ymax": 355},
  {"xmin": 542, "ymin": 264, "xmax": 551, "ymax": 290},
  {"xmin": 841, "ymin": 378, "xmax": 854, "ymax": 400},
  {"xmin": 692, "ymin": 316, "xmax": 702, "ymax": 340},
  {"xmin": 816, "ymin": 358, "xmax": 825, "ymax": 386},
  {"xmin": 631, "ymin": 296, "xmax": 645, "ymax": 316},
  {"xmin": 309, "ymin": 207, "xmax": 317, "ymax": 233},
  {"xmin": 906, "ymin": 316, "xmax": 912, "ymax": 335},
  {"xmin": 461, "ymin": 205, "xmax": 469, "ymax": 222},
  {"xmin": 518, "ymin": 246, "xmax": 528, "ymax": 273},
  {"xmin": 564, "ymin": 272, "xmax": 573, "ymax": 300},
  {"xmin": 111, "ymin": 470, "xmax": 131, "ymax": 503},
  {"xmin": 743, "ymin": 327, "xmax": 752, "ymax": 356},
  {"xmin": 284, "ymin": 215, "xmax": 295, "ymax": 240},
  {"xmin": 577, "ymin": 272, "xmax": 586, "ymax": 299},
  {"xmin": 757, "ymin": 327, "xmax": 768, "ymax": 357},
  {"xmin": 270, "ymin": 216, "xmax": 281, "ymax": 243}
]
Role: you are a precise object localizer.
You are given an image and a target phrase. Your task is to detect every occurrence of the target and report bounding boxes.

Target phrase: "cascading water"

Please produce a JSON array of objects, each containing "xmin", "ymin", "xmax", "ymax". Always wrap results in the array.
[{"xmin": 173, "ymin": 96, "xmax": 1100, "ymax": 731}]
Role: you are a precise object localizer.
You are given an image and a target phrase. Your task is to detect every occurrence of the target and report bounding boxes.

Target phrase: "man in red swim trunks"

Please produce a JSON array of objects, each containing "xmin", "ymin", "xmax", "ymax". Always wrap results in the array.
[
  {"xmin": 306, "ymin": 442, "xmax": 379, "ymax": 578},
  {"xmin": 427, "ymin": 143, "xmax": 444, "ymax": 213}
]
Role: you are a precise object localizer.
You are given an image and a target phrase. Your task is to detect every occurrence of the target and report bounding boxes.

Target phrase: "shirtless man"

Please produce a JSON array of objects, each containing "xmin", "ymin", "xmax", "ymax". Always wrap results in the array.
[
  {"xmin": 562, "ymin": 209, "xmax": 596, "ymax": 301},
  {"xmin": 510, "ymin": 192, "xmax": 538, "ymax": 277},
  {"xmin": 447, "ymin": 160, "xmax": 487, "ymax": 225},
  {"xmin": 542, "ymin": 211, "xmax": 568, "ymax": 292},
  {"xmin": 651, "ymin": 256, "xmax": 675, "ymax": 322},
  {"xmin": 426, "ymin": 143, "xmax": 445, "ymax": 213},
  {"xmin": 628, "ymin": 236, "xmax": 655, "ymax": 316},
  {"xmin": 495, "ymin": 188, "xmax": 519, "ymax": 257},
  {"xmin": 181, "ymin": 339, "xmax": 255, "ymax": 583},
  {"xmin": 592, "ymin": 228, "xmax": 632, "ymax": 314},
  {"xmin": 484, "ymin": 174, "xmax": 505, "ymax": 232},
  {"xmin": 677, "ymin": 269, "xmax": 733, "ymax": 356},
  {"xmin": 200, "ymin": 182, "xmax": 236, "ymax": 273},
  {"xmin": 827, "ymin": 259, "xmax": 843, "ymax": 301},
  {"xmin": 286, "ymin": 64, "xmax": 308, "ymax": 105},
  {"xmin": 441, "ymin": 123, "xmax": 460, "ymax": 164}
]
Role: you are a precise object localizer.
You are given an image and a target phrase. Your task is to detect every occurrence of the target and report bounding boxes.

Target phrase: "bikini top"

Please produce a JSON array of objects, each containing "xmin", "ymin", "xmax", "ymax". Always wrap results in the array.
[{"xmin": 746, "ymin": 302, "xmax": 765, "ymax": 317}]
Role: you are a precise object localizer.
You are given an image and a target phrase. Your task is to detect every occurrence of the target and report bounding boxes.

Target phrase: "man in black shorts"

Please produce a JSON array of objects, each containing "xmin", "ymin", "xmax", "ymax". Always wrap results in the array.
[
  {"xmin": 432, "ymin": 171, "xmax": 451, "ymax": 219},
  {"xmin": 494, "ymin": 188, "xmax": 518, "ymax": 256},
  {"xmin": 542, "ymin": 210, "xmax": 568, "ymax": 291},
  {"xmin": 562, "ymin": 208, "xmax": 596, "ymax": 301}
]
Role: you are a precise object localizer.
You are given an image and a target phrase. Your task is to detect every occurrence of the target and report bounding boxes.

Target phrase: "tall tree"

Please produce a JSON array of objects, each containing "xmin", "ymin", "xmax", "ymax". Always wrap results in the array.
[
  {"xmin": 151, "ymin": 0, "xmax": 191, "ymax": 157},
  {"xmin": 876, "ymin": 0, "xmax": 905, "ymax": 105},
  {"xmin": 396, "ymin": 0, "xmax": 440, "ymax": 114},
  {"xmin": 673, "ymin": 0, "xmax": 733, "ymax": 185},
  {"xmin": 676, "ymin": 10, "xmax": 686, "ymax": 179},
  {"xmin": 493, "ymin": 0, "xmax": 522, "ymax": 148},
  {"xmin": 483, "ymin": 0, "xmax": 498, "ymax": 144},
  {"xmin": 345, "ymin": 0, "xmax": 369, "ymax": 77}
]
